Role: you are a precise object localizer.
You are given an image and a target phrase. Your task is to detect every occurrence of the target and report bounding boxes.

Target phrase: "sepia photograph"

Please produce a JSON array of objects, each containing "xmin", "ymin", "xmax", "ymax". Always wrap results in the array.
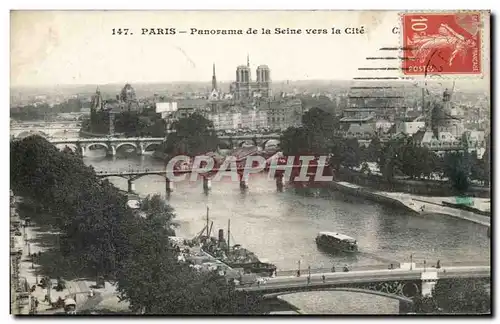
[{"xmin": 9, "ymin": 9, "xmax": 491, "ymax": 315}]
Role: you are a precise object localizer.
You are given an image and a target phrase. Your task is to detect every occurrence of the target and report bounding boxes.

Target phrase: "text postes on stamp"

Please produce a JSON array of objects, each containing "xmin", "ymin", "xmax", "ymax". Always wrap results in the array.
[{"xmin": 402, "ymin": 12, "xmax": 482, "ymax": 76}]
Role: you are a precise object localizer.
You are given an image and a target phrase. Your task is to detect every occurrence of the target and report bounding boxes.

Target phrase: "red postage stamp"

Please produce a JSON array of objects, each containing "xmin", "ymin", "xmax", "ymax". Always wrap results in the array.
[{"xmin": 402, "ymin": 12, "xmax": 482, "ymax": 75}]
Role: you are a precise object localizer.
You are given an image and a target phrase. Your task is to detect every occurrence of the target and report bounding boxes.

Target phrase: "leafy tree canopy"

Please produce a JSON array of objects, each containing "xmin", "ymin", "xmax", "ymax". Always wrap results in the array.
[
  {"xmin": 10, "ymin": 135, "xmax": 262, "ymax": 314},
  {"xmin": 164, "ymin": 113, "xmax": 219, "ymax": 156}
]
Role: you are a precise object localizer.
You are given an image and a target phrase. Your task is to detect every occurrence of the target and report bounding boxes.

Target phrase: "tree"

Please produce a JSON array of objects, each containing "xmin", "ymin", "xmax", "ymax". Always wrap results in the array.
[
  {"xmin": 443, "ymin": 152, "xmax": 471, "ymax": 194},
  {"xmin": 300, "ymin": 95, "xmax": 338, "ymax": 116},
  {"xmin": 281, "ymin": 108, "xmax": 338, "ymax": 156},
  {"xmin": 139, "ymin": 194, "xmax": 178, "ymax": 235},
  {"xmin": 433, "ymin": 278, "xmax": 490, "ymax": 314},
  {"xmin": 164, "ymin": 113, "xmax": 219, "ymax": 156},
  {"xmin": 280, "ymin": 126, "xmax": 312, "ymax": 156},
  {"xmin": 413, "ymin": 295, "xmax": 440, "ymax": 314},
  {"xmin": 11, "ymin": 135, "xmax": 265, "ymax": 314},
  {"xmin": 115, "ymin": 215, "xmax": 263, "ymax": 314},
  {"xmin": 302, "ymin": 108, "xmax": 336, "ymax": 154},
  {"xmin": 328, "ymin": 136, "xmax": 360, "ymax": 170}
]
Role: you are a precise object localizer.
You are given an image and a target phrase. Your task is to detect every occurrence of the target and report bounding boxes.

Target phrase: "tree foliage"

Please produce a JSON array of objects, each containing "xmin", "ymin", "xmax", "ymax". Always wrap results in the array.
[
  {"xmin": 139, "ymin": 194, "xmax": 178, "ymax": 235},
  {"xmin": 413, "ymin": 295, "xmax": 440, "ymax": 314},
  {"xmin": 271, "ymin": 108, "xmax": 489, "ymax": 192},
  {"xmin": 10, "ymin": 135, "xmax": 263, "ymax": 314},
  {"xmin": 431, "ymin": 279, "xmax": 490, "ymax": 314},
  {"xmin": 280, "ymin": 108, "xmax": 338, "ymax": 156},
  {"xmin": 442, "ymin": 152, "xmax": 471, "ymax": 194},
  {"xmin": 330, "ymin": 138, "xmax": 360, "ymax": 170},
  {"xmin": 163, "ymin": 113, "xmax": 219, "ymax": 156}
]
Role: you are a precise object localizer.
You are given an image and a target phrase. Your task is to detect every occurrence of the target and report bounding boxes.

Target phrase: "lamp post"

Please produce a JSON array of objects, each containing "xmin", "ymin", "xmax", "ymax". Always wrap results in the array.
[
  {"xmin": 410, "ymin": 254, "xmax": 413, "ymax": 270},
  {"xmin": 297, "ymin": 260, "xmax": 301, "ymax": 277}
]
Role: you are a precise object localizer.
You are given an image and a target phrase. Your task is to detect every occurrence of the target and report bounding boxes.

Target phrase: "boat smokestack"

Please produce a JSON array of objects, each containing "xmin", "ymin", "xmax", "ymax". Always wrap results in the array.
[{"xmin": 218, "ymin": 229, "xmax": 225, "ymax": 242}]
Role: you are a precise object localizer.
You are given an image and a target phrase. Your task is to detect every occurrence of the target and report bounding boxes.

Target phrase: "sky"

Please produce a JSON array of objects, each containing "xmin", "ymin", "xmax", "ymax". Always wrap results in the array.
[{"xmin": 10, "ymin": 10, "xmax": 490, "ymax": 87}]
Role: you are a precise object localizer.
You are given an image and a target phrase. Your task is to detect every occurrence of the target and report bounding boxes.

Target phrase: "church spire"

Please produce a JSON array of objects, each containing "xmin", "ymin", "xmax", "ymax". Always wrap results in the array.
[{"xmin": 212, "ymin": 63, "xmax": 217, "ymax": 91}]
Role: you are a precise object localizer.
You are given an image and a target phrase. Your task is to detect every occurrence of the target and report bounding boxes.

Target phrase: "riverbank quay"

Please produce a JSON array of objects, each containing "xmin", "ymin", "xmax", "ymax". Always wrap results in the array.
[
  {"xmin": 329, "ymin": 181, "xmax": 490, "ymax": 227},
  {"xmin": 10, "ymin": 195, "xmax": 122, "ymax": 315},
  {"xmin": 338, "ymin": 167, "xmax": 490, "ymax": 198}
]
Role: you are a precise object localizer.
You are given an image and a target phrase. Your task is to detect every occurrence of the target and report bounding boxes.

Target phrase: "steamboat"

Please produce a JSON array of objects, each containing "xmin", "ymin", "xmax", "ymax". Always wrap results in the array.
[{"xmin": 192, "ymin": 207, "xmax": 277, "ymax": 277}]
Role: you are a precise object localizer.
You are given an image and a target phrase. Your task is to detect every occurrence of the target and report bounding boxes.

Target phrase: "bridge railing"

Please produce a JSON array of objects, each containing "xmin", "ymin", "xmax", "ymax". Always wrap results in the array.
[
  {"xmin": 270, "ymin": 260, "xmax": 490, "ymax": 278},
  {"xmin": 274, "ymin": 264, "xmax": 396, "ymax": 277}
]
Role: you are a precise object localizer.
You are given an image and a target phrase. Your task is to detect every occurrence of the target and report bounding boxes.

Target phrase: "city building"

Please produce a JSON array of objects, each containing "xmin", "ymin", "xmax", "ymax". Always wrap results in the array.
[
  {"xmin": 430, "ymin": 88, "xmax": 465, "ymax": 139},
  {"xmin": 412, "ymin": 89, "xmax": 475, "ymax": 153},
  {"xmin": 263, "ymin": 98, "xmax": 303, "ymax": 130},
  {"xmin": 209, "ymin": 63, "xmax": 221, "ymax": 101},
  {"xmin": 155, "ymin": 102, "xmax": 178, "ymax": 120},
  {"xmin": 229, "ymin": 55, "xmax": 272, "ymax": 100},
  {"xmin": 206, "ymin": 106, "xmax": 268, "ymax": 131},
  {"xmin": 175, "ymin": 99, "xmax": 209, "ymax": 119},
  {"xmin": 393, "ymin": 119, "xmax": 426, "ymax": 136},
  {"xmin": 336, "ymin": 108, "xmax": 377, "ymax": 140},
  {"xmin": 208, "ymin": 111, "xmax": 241, "ymax": 130}
]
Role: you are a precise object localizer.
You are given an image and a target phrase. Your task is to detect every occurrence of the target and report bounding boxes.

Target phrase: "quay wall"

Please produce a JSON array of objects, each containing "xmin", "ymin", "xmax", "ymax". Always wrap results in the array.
[
  {"xmin": 328, "ymin": 181, "xmax": 415, "ymax": 213},
  {"xmin": 329, "ymin": 181, "xmax": 490, "ymax": 227},
  {"xmin": 337, "ymin": 168, "xmax": 490, "ymax": 198}
]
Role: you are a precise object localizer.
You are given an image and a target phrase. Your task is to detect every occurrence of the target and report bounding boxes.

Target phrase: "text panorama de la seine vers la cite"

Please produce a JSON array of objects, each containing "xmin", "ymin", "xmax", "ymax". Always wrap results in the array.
[{"xmin": 110, "ymin": 26, "xmax": 400, "ymax": 36}]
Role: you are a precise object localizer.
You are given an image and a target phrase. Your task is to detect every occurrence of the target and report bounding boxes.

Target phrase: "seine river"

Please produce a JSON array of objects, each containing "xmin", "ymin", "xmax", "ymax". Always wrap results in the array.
[{"xmin": 84, "ymin": 151, "xmax": 490, "ymax": 314}]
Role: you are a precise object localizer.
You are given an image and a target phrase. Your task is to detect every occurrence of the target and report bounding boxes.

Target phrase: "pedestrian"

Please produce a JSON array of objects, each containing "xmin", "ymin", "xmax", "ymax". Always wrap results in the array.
[
  {"xmin": 322, "ymin": 275, "xmax": 326, "ymax": 283},
  {"xmin": 436, "ymin": 260, "xmax": 441, "ymax": 269},
  {"xmin": 297, "ymin": 270, "xmax": 301, "ymax": 277},
  {"xmin": 331, "ymin": 265, "xmax": 336, "ymax": 273}
]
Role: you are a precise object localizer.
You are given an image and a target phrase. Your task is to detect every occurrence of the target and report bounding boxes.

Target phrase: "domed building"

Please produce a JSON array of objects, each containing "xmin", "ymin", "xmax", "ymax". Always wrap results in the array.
[
  {"xmin": 430, "ymin": 88, "xmax": 464, "ymax": 139},
  {"xmin": 116, "ymin": 83, "xmax": 140, "ymax": 111},
  {"xmin": 412, "ymin": 89, "xmax": 467, "ymax": 152},
  {"xmin": 120, "ymin": 83, "xmax": 137, "ymax": 102}
]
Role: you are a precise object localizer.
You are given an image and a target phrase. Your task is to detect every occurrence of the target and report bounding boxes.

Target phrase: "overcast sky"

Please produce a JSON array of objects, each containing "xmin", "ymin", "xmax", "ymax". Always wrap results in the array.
[{"xmin": 11, "ymin": 10, "xmax": 490, "ymax": 88}]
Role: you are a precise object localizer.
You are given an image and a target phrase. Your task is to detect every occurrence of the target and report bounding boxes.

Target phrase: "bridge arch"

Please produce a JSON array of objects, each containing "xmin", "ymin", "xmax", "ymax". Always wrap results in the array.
[
  {"xmin": 262, "ymin": 139, "xmax": 280, "ymax": 149},
  {"xmin": 16, "ymin": 130, "xmax": 49, "ymax": 139},
  {"xmin": 86, "ymin": 143, "xmax": 109, "ymax": 151},
  {"xmin": 143, "ymin": 143, "xmax": 161, "ymax": 152},
  {"xmin": 238, "ymin": 140, "xmax": 255, "ymax": 147},
  {"xmin": 218, "ymin": 140, "xmax": 232, "ymax": 149},
  {"xmin": 55, "ymin": 143, "xmax": 78, "ymax": 153},
  {"xmin": 115, "ymin": 142, "xmax": 138, "ymax": 154},
  {"xmin": 264, "ymin": 287, "xmax": 414, "ymax": 304}
]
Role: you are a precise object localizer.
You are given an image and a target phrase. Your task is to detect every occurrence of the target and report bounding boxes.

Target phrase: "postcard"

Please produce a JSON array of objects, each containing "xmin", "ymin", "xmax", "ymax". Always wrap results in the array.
[{"xmin": 10, "ymin": 10, "xmax": 491, "ymax": 315}]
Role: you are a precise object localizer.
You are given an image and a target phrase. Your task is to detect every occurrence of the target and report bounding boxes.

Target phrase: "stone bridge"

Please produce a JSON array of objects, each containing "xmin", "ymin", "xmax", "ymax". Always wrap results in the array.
[
  {"xmin": 237, "ymin": 265, "xmax": 490, "ymax": 313},
  {"xmin": 49, "ymin": 137, "xmax": 165, "ymax": 157},
  {"xmin": 11, "ymin": 121, "xmax": 82, "ymax": 139},
  {"xmin": 218, "ymin": 134, "xmax": 281, "ymax": 149}
]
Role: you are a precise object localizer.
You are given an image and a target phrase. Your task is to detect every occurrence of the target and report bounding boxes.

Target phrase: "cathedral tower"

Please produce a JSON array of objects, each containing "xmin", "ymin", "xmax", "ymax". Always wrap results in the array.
[{"xmin": 212, "ymin": 63, "xmax": 217, "ymax": 91}]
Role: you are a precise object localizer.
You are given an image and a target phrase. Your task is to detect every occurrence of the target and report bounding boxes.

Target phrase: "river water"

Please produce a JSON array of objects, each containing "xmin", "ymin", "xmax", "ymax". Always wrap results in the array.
[{"xmin": 84, "ymin": 151, "xmax": 490, "ymax": 314}]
